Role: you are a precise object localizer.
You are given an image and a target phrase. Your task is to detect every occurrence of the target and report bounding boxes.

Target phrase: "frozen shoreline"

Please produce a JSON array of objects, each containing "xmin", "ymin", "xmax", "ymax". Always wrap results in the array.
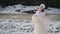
[{"xmin": 0, "ymin": 4, "xmax": 60, "ymax": 14}]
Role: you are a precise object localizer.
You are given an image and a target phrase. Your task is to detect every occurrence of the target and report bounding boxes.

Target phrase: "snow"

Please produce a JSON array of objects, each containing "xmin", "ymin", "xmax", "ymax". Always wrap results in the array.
[
  {"xmin": 0, "ymin": 4, "xmax": 60, "ymax": 14},
  {"xmin": 0, "ymin": 19, "xmax": 34, "ymax": 34},
  {"xmin": 45, "ymin": 7, "xmax": 60, "ymax": 14},
  {"xmin": 0, "ymin": 18, "xmax": 60, "ymax": 34},
  {"xmin": 0, "ymin": 4, "xmax": 39, "ymax": 14}
]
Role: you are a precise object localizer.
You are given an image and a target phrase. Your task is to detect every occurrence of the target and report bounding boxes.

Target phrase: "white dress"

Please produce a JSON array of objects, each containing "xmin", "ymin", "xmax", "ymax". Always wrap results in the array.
[{"xmin": 32, "ymin": 11, "xmax": 50, "ymax": 34}]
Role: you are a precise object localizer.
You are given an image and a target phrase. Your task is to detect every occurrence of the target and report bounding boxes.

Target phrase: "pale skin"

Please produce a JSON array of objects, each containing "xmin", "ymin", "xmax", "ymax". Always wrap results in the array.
[
  {"xmin": 32, "ymin": 4, "xmax": 50, "ymax": 34},
  {"xmin": 38, "ymin": 5, "xmax": 44, "ymax": 13}
]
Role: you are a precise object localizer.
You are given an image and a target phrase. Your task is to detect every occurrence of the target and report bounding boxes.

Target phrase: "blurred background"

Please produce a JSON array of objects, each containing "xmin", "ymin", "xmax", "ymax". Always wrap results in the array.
[
  {"xmin": 0, "ymin": 0, "xmax": 60, "ymax": 8},
  {"xmin": 0, "ymin": 0, "xmax": 60, "ymax": 14},
  {"xmin": 0, "ymin": 0, "xmax": 60, "ymax": 34}
]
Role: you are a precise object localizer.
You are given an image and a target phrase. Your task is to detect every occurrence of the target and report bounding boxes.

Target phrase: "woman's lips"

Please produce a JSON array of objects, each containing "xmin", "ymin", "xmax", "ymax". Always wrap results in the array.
[{"xmin": 41, "ymin": 9, "xmax": 44, "ymax": 12}]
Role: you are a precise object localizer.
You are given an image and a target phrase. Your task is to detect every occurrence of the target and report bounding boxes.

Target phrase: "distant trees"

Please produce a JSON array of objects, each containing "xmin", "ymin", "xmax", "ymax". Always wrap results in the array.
[
  {"xmin": 44, "ymin": 0, "xmax": 60, "ymax": 8},
  {"xmin": 0, "ymin": 0, "xmax": 60, "ymax": 8}
]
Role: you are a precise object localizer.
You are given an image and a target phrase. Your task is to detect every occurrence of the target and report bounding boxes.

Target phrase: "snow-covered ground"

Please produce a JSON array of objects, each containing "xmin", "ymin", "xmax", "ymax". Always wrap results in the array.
[
  {"xmin": 0, "ymin": 19, "xmax": 60, "ymax": 34},
  {"xmin": 0, "ymin": 19, "xmax": 34, "ymax": 34},
  {"xmin": 0, "ymin": 4, "xmax": 39, "ymax": 14},
  {"xmin": 45, "ymin": 7, "xmax": 60, "ymax": 14}
]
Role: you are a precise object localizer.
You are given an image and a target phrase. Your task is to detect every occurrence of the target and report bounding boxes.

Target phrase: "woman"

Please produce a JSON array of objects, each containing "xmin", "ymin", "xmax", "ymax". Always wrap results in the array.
[{"xmin": 32, "ymin": 4, "xmax": 50, "ymax": 34}]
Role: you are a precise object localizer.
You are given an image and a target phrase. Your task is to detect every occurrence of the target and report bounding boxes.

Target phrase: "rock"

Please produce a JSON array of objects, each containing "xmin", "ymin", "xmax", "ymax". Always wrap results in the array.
[{"xmin": 15, "ymin": 9, "xmax": 21, "ymax": 12}]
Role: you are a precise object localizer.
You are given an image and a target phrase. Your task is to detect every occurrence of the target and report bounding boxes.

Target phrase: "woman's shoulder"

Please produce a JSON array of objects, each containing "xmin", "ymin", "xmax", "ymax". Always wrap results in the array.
[
  {"xmin": 32, "ymin": 14, "xmax": 37, "ymax": 18},
  {"xmin": 32, "ymin": 14, "xmax": 38, "ymax": 19},
  {"xmin": 32, "ymin": 14, "xmax": 39, "ymax": 23}
]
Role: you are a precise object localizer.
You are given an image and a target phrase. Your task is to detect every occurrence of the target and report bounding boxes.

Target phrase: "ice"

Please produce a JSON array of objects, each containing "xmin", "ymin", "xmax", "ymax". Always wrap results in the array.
[
  {"xmin": 0, "ymin": 4, "xmax": 60, "ymax": 14},
  {"xmin": 0, "ymin": 18, "xmax": 60, "ymax": 34},
  {"xmin": 45, "ymin": 7, "xmax": 60, "ymax": 14},
  {"xmin": 0, "ymin": 19, "xmax": 34, "ymax": 34},
  {"xmin": 0, "ymin": 4, "xmax": 39, "ymax": 14}
]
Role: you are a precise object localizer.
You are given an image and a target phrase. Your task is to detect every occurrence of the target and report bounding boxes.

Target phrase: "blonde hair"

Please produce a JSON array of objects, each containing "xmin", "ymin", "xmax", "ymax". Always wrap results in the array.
[{"xmin": 39, "ymin": 4, "xmax": 45, "ymax": 9}]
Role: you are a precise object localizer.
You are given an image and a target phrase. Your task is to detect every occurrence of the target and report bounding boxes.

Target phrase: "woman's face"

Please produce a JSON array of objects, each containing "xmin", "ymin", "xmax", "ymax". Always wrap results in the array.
[{"xmin": 39, "ymin": 6, "xmax": 44, "ymax": 12}]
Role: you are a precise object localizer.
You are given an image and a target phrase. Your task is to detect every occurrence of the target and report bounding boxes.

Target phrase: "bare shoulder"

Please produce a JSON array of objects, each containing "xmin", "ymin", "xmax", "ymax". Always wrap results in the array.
[
  {"xmin": 32, "ymin": 14, "xmax": 37, "ymax": 19},
  {"xmin": 32, "ymin": 14, "xmax": 38, "ymax": 22}
]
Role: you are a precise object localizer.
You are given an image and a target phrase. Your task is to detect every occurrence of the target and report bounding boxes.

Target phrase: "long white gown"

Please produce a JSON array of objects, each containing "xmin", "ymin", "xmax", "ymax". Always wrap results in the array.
[{"xmin": 32, "ymin": 11, "xmax": 50, "ymax": 34}]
